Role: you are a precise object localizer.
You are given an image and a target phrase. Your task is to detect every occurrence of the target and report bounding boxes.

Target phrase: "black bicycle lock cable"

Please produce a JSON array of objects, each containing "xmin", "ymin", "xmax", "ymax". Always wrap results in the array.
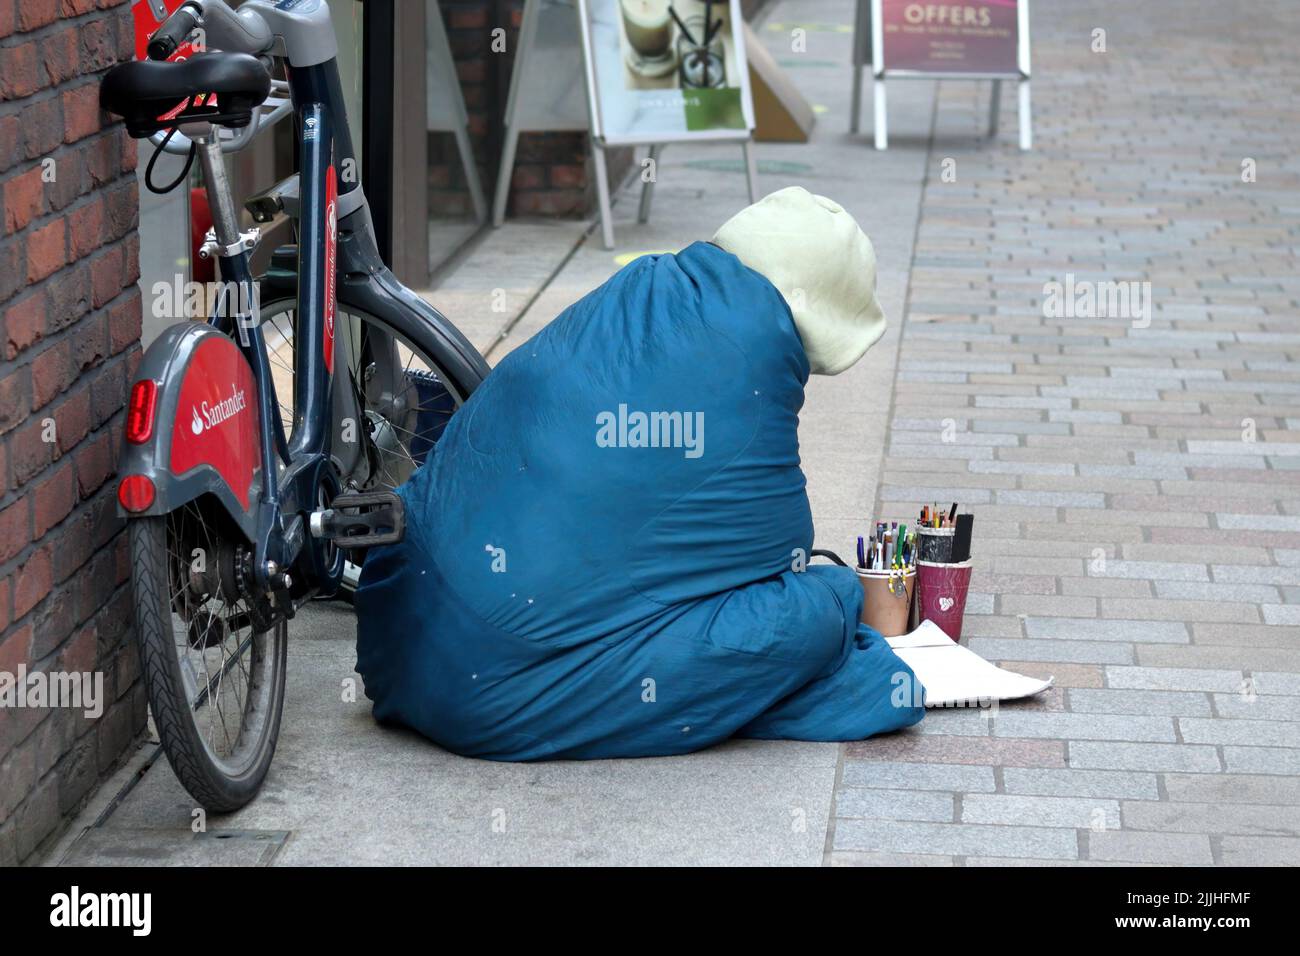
[
  {"xmin": 811, "ymin": 549, "xmax": 848, "ymax": 567},
  {"xmin": 145, "ymin": 126, "xmax": 197, "ymax": 195}
]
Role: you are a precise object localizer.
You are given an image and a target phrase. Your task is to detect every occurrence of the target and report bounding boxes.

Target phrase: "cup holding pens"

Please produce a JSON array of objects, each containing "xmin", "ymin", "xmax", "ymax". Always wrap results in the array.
[
  {"xmin": 856, "ymin": 567, "xmax": 916, "ymax": 637},
  {"xmin": 915, "ymin": 559, "xmax": 973, "ymax": 642},
  {"xmin": 917, "ymin": 527, "xmax": 955, "ymax": 564}
]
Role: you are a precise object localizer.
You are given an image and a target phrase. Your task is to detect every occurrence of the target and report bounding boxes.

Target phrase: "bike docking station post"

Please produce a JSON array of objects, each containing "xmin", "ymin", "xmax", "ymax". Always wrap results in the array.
[
  {"xmin": 851, "ymin": 0, "xmax": 1032, "ymax": 151},
  {"xmin": 494, "ymin": 0, "xmax": 760, "ymax": 249}
]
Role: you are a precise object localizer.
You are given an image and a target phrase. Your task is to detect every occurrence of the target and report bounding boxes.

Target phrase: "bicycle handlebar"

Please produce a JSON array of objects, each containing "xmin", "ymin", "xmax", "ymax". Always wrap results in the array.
[
  {"xmin": 144, "ymin": 0, "xmax": 285, "ymax": 155},
  {"xmin": 148, "ymin": 0, "xmax": 275, "ymax": 62},
  {"xmin": 147, "ymin": 1, "xmax": 201, "ymax": 61}
]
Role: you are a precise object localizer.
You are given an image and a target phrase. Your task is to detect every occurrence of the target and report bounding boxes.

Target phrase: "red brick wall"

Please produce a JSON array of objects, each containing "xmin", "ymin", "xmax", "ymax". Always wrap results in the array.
[
  {"xmin": 0, "ymin": 0, "xmax": 146, "ymax": 864},
  {"xmin": 430, "ymin": 0, "xmax": 633, "ymax": 219}
]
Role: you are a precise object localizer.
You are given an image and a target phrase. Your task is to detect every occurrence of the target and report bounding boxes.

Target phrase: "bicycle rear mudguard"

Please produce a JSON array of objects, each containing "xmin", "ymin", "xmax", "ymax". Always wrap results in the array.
[{"xmin": 116, "ymin": 322, "xmax": 263, "ymax": 543}]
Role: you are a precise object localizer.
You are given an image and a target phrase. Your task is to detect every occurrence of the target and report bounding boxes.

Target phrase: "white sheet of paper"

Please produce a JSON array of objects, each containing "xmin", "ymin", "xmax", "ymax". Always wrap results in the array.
[{"xmin": 885, "ymin": 621, "xmax": 1054, "ymax": 707}]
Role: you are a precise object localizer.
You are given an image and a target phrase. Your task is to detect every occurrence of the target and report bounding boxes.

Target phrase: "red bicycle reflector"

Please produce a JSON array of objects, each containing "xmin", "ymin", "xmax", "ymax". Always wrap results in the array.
[
  {"xmin": 118, "ymin": 474, "xmax": 156, "ymax": 512},
  {"xmin": 126, "ymin": 379, "xmax": 158, "ymax": 444}
]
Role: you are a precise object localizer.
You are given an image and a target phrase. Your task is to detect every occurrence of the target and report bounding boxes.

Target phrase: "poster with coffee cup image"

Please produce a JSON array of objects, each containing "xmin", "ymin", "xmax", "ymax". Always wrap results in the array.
[{"xmin": 578, "ymin": 0, "xmax": 755, "ymax": 143}]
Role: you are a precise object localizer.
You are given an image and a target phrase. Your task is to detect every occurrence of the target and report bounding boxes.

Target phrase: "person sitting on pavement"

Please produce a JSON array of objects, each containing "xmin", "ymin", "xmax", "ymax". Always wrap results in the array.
[{"xmin": 355, "ymin": 186, "xmax": 926, "ymax": 759}]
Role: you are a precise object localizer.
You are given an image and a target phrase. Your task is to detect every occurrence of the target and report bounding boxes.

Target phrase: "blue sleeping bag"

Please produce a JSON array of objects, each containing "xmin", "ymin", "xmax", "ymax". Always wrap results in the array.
[{"xmin": 355, "ymin": 241, "xmax": 925, "ymax": 759}]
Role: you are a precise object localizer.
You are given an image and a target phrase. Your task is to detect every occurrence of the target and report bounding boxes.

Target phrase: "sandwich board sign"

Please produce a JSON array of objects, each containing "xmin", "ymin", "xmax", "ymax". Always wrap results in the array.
[
  {"xmin": 495, "ymin": 0, "xmax": 758, "ymax": 248},
  {"xmin": 850, "ymin": 0, "xmax": 1032, "ymax": 150}
]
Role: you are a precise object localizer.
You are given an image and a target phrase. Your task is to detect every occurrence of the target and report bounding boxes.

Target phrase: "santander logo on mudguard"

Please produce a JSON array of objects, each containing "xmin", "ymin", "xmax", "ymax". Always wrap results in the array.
[
  {"xmin": 190, "ymin": 384, "xmax": 248, "ymax": 435},
  {"xmin": 170, "ymin": 335, "xmax": 260, "ymax": 510}
]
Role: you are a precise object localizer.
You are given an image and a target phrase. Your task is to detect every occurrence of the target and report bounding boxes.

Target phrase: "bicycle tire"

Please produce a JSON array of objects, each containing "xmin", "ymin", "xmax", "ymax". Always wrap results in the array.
[{"xmin": 129, "ymin": 515, "xmax": 287, "ymax": 812}]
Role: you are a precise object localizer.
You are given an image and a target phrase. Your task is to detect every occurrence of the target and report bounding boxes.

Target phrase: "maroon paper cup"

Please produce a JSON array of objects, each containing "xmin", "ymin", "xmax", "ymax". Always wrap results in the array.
[{"xmin": 916, "ymin": 559, "xmax": 973, "ymax": 642}]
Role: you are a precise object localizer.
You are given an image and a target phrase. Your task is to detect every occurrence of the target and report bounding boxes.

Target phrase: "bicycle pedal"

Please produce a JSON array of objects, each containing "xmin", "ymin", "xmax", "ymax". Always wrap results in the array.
[{"xmin": 309, "ymin": 491, "xmax": 405, "ymax": 548}]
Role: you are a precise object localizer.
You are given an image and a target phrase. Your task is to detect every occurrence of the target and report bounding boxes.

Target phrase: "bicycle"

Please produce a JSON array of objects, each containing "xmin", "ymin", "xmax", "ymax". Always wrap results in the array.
[{"xmin": 101, "ymin": 0, "xmax": 489, "ymax": 811}]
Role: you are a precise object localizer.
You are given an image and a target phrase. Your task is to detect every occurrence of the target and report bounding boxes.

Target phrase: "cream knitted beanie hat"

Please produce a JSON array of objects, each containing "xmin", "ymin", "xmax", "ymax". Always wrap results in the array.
[{"xmin": 712, "ymin": 186, "xmax": 886, "ymax": 375}]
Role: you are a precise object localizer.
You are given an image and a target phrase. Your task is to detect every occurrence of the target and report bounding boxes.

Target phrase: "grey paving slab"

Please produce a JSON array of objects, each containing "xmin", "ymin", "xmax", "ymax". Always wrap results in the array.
[
  {"xmin": 831, "ymin": 851, "xmax": 955, "ymax": 866},
  {"xmin": 965, "ymin": 857, "xmax": 1157, "ymax": 868},
  {"xmin": 990, "ymin": 712, "xmax": 1177, "ymax": 743},
  {"xmin": 1223, "ymin": 747, "xmax": 1300, "ymax": 776},
  {"xmin": 1002, "ymin": 768, "xmax": 1160, "ymax": 801},
  {"xmin": 839, "ymin": 760, "xmax": 996, "ymax": 793},
  {"xmin": 1213, "ymin": 695, "xmax": 1300, "ymax": 722},
  {"xmin": 968, "ymin": 638, "xmax": 1134, "ymax": 665},
  {"xmin": 963, "ymin": 794, "xmax": 1120, "ymax": 830},
  {"xmin": 1254, "ymin": 673, "xmax": 1300, "ymax": 696},
  {"xmin": 1086, "ymin": 831, "xmax": 1214, "ymax": 866},
  {"xmin": 1068, "ymin": 742, "xmax": 1222, "ymax": 774},
  {"xmin": 1163, "ymin": 773, "xmax": 1300, "ymax": 806},
  {"xmin": 1120, "ymin": 801, "xmax": 1300, "ymax": 838},
  {"xmin": 844, "ymin": 733, "xmax": 1067, "ymax": 768},
  {"xmin": 1024, "ymin": 618, "xmax": 1189, "ymax": 644},
  {"xmin": 1105, "ymin": 666, "xmax": 1246, "ymax": 693},
  {"xmin": 833, "ymin": 819, "xmax": 1080, "ymax": 861},
  {"xmin": 1136, "ymin": 646, "xmax": 1292, "ymax": 672},
  {"xmin": 1219, "ymin": 836, "xmax": 1300, "ymax": 866},
  {"xmin": 834, "ymin": 788, "xmax": 955, "ymax": 823},
  {"xmin": 1178, "ymin": 717, "xmax": 1299, "ymax": 749},
  {"xmin": 1068, "ymin": 688, "xmax": 1212, "ymax": 718}
]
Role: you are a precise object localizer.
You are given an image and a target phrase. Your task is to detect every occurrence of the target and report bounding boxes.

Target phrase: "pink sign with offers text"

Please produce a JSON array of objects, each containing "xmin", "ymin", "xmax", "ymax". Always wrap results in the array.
[{"xmin": 880, "ymin": 0, "xmax": 1021, "ymax": 75}]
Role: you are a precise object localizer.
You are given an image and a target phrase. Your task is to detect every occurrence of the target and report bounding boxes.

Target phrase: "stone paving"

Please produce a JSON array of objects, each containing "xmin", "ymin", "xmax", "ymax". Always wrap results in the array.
[{"xmin": 829, "ymin": 0, "xmax": 1300, "ymax": 865}]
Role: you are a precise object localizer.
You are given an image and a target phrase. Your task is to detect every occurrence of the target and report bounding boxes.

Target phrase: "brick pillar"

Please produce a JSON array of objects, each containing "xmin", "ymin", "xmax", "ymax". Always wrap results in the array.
[{"xmin": 0, "ymin": 0, "xmax": 147, "ymax": 864}]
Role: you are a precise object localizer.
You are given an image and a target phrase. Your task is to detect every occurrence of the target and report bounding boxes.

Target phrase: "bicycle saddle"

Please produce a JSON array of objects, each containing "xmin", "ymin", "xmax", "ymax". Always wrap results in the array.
[{"xmin": 100, "ymin": 52, "xmax": 271, "ymax": 138}]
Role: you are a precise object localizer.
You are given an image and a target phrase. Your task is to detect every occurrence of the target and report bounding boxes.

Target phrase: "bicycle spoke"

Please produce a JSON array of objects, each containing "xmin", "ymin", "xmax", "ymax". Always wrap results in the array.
[
  {"xmin": 158, "ymin": 493, "xmax": 270, "ymax": 768},
  {"xmin": 258, "ymin": 298, "xmax": 461, "ymax": 496}
]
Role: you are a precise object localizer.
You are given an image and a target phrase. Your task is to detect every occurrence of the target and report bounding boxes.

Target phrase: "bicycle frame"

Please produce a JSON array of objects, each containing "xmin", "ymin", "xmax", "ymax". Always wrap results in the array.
[
  {"xmin": 117, "ymin": 0, "xmax": 489, "ymax": 602},
  {"xmin": 206, "ymin": 56, "xmax": 348, "ymax": 591}
]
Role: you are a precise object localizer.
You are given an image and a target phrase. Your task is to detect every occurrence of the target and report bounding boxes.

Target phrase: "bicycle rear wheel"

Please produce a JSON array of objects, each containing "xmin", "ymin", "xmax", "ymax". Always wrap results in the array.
[{"xmin": 130, "ymin": 509, "xmax": 287, "ymax": 812}]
